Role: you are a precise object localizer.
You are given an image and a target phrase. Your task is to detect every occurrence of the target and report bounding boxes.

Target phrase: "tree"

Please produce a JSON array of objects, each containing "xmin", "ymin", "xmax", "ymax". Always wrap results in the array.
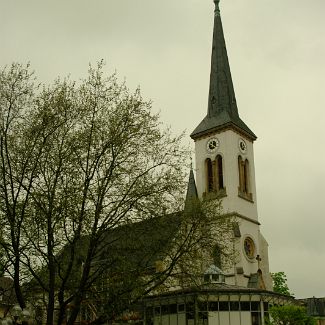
[
  {"xmin": 267, "ymin": 305, "xmax": 316, "ymax": 325},
  {"xmin": 0, "ymin": 62, "xmax": 234, "ymax": 325},
  {"xmin": 271, "ymin": 272, "xmax": 292, "ymax": 296}
]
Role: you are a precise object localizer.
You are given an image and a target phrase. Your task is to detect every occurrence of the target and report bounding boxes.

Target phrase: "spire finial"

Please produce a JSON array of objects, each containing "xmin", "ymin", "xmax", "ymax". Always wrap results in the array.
[{"xmin": 214, "ymin": 0, "xmax": 220, "ymax": 16}]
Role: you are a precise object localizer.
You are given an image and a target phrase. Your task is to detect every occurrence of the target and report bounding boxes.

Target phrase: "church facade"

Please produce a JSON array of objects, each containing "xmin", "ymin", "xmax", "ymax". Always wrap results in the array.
[{"xmin": 141, "ymin": 1, "xmax": 293, "ymax": 324}]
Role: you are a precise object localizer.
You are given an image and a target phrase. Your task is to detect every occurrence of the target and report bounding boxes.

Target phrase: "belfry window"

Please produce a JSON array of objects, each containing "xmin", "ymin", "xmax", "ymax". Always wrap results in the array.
[
  {"xmin": 238, "ymin": 156, "xmax": 243, "ymax": 191},
  {"xmin": 238, "ymin": 156, "xmax": 252, "ymax": 200},
  {"xmin": 244, "ymin": 159, "xmax": 250, "ymax": 193},
  {"xmin": 205, "ymin": 156, "xmax": 225, "ymax": 194},
  {"xmin": 206, "ymin": 158, "xmax": 214, "ymax": 192},
  {"xmin": 216, "ymin": 155, "xmax": 224, "ymax": 190}
]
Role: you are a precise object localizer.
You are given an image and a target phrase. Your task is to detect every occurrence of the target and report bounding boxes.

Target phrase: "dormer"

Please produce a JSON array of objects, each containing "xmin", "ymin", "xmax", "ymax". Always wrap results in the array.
[{"xmin": 203, "ymin": 264, "xmax": 225, "ymax": 284}]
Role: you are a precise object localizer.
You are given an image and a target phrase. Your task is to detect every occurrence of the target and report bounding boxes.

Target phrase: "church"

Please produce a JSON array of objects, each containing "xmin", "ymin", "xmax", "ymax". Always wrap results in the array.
[{"xmin": 141, "ymin": 1, "xmax": 293, "ymax": 324}]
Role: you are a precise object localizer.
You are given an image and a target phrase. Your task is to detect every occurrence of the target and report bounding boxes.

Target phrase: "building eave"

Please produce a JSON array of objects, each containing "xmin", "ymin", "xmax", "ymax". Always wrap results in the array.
[{"xmin": 190, "ymin": 121, "xmax": 257, "ymax": 142}]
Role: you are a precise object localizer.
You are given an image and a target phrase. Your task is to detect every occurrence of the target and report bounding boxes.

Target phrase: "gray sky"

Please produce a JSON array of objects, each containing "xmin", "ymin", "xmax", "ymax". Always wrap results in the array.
[{"xmin": 1, "ymin": 0, "xmax": 325, "ymax": 298}]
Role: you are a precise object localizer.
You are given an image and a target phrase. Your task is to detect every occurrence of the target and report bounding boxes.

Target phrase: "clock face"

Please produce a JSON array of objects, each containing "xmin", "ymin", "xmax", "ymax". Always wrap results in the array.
[
  {"xmin": 244, "ymin": 237, "xmax": 255, "ymax": 260},
  {"xmin": 239, "ymin": 138, "xmax": 247, "ymax": 153},
  {"xmin": 206, "ymin": 138, "xmax": 219, "ymax": 153}
]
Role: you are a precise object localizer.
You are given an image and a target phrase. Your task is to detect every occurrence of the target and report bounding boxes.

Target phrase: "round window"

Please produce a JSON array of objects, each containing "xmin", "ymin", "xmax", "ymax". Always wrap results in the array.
[{"xmin": 243, "ymin": 237, "xmax": 255, "ymax": 260}]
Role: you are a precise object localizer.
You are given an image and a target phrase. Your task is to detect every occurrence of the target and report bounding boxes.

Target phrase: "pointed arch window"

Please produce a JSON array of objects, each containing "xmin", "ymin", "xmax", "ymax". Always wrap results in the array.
[
  {"xmin": 216, "ymin": 154, "xmax": 224, "ymax": 190},
  {"xmin": 238, "ymin": 156, "xmax": 244, "ymax": 191},
  {"xmin": 238, "ymin": 156, "xmax": 252, "ymax": 201},
  {"xmin": 244, "ymin": 159, "xmax": 250, "ymax": 193},
  {"xmin": 205, "ymin": 156, "xmax": 225, "ymax": 195},
  {"xmin": 206, "ymin": 158, "xmax": 214, "ymax": 192}
]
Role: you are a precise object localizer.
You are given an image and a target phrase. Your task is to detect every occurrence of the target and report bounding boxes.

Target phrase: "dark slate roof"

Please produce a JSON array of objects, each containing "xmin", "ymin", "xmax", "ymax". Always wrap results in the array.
[
  {"xmin": 247, "ymin": 270, "xmax": 266, "ymax": 290},
  {"xmin": 96, "ymin": 214, "xmax": 182, "ymax": 273},
  {"xmin": 204, "ymin": 264, "xmax": 224, "ymax": 275},
  {"xmin": 191, "ymin": 1, "xmax": 256, "ymax": 141},
  {"xmin": 25, "ymin": 213, "xmax": 182, "ymax": 293},
  {"xmin": 184, "ymin": 169, "xmax": 198, "ymax": 211},
  {"xmin": 143, "ymin": 282, "xmax": 295, "ymax": 301}
]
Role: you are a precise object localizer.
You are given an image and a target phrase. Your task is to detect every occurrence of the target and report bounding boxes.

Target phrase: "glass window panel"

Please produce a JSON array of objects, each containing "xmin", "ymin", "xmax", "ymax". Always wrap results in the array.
[
  {"xmin": 161, "ymin": 305, "xmax": 169, "ymax": 315},
  {"xmin": 240, "ymin": 302, "xmax": 250, "ymax": 311},
  {"xmin": 229, "ymin": 302, "xmax": 239, "ymax": 311},
  {"xmin": 251, "ymin": 312, "xmax": 261, "ymax": 325},
  {"xmin": 219, "ymin": 302, "xmax": 229, "ymax": 311},
  {"xmin": 251, "ymin": 302, "xmax": 260, "ymax": 311},
  {"xmin": 208, "ymin": 302, "xmax": 218, "ymax": 311},
  {"xmin": 198, "ymin": 301, "xmax": 207, "ymax": 311},
  {"xmin": 186, "ymin": 302, "xmax": 195, "ymax": 312},
  {"xmin": 178, "ymin": 304, "xmax": 185, "ymax": 313},
  {"xmin": 263, "ymin": 302, "xmax": 269, "ymax": 311},
  {"xmin": 169, "ymin": 304, "xmax": 177, "ymax": 314}
]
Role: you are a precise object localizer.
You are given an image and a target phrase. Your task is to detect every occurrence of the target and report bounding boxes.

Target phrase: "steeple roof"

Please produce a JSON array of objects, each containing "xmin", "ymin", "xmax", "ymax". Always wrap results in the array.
[
  {"xmin": 191, "ymin": 0, "xmax": 256, "ymax": 141},
  {"xmin": 184, "ymin": 168, "xmax": 198, "ymax": 210}
]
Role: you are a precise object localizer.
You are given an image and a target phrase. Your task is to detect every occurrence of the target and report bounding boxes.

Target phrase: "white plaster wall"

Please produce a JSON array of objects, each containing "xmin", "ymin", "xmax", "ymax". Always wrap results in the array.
[
  {"xmin": 225, "ymin": 219, "xmax": 274, "ymax": 285},
  {"xmin": 223, "ymin": 217, "xmax": 260, "ymax": 286},
  {"xmin": 194, "ymin": 129, "xmax": 273, "ymax": 289},
  {"xmin": 177, "ymin": 314, "xmax": 186, "ymax": 325},
  {"xmin": 209, "ymin": 311, "xmax": 251, "ymax": 325},
  {"xmin": 194, "ymin": 130, "xmax": 258, "ymax": 221},
  {"xmin": 155, "ymin": 313, "xmax": 186, "ymax": 325},
  {"xmin": 222, "ymin": 221, "xmax": 272, "ymax": 288},
  {"xmin": 237, "ymin": 219, "xmax": 260, "ymax": 275},
  {"xmin": 258, "ymin": 232, "xmax": 273, "ymax": 290}
]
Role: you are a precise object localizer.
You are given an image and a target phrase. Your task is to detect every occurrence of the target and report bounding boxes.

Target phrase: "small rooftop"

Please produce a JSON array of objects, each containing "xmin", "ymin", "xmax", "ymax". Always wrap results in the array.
[{"xmin": 204, "ymin": 264, "xmax": 224, "ymax": 275}]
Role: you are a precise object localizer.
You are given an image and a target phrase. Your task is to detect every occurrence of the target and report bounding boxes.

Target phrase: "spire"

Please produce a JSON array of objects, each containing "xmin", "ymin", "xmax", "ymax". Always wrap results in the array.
[
  {"xmin": 191, "ymin": 1, "xmax": 256, "ymax": 140},
  {"xmin": 184, "ymin": 168, "xmax": 198, "ymax": 210}
]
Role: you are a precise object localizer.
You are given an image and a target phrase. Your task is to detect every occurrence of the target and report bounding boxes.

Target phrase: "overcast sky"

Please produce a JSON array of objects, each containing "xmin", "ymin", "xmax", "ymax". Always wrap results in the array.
[{"xmin": 1, "ymin": 0, "xmax": 325, "ymax": 298}]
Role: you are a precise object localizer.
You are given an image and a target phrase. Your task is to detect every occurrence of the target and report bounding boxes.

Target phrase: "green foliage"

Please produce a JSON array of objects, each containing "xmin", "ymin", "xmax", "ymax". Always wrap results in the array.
[
  {"xmin": 0, "ymin": 256, "xmax": 5, "ymax": 276},
  {"xmin": 271, "ymin": 272, "xmax": 292, "ymax": 296},
  {"xmin": 267, "ymin": 305, "xmax": 316, "ymax": 325},
  {"xmin": 0, "ymin": 62, "xmax": 222, "ymax": 325}
]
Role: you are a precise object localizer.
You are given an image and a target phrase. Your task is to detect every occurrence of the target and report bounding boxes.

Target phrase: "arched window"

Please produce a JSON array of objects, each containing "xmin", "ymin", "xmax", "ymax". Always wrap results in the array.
[
  {"xmin": 206, "ymin": 158, "xmax": 214, "ymax": 192},
  {"xmin": 238, "ymin": 156, "xmax": 244, "ymax": 192},
  {"xmin": 238, "ymin": 156, "xmax": 252, "ymax": 200},
  {"xmin": 216, "ymin": 155, "xmax": 224, "ymax": 190},
  {"xmin": 244, "ymin": 159, "xmax": 250, "ymax": 193},
  {"xmin": 206, "ymin": 156, "xmax": 225, "ymax": 194}
]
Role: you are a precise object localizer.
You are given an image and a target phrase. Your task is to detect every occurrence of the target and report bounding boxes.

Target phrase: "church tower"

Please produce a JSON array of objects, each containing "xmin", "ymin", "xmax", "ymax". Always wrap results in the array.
[{"xmin": 191, "ymin": 0, "xmax": 272, "ymax": 290}]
